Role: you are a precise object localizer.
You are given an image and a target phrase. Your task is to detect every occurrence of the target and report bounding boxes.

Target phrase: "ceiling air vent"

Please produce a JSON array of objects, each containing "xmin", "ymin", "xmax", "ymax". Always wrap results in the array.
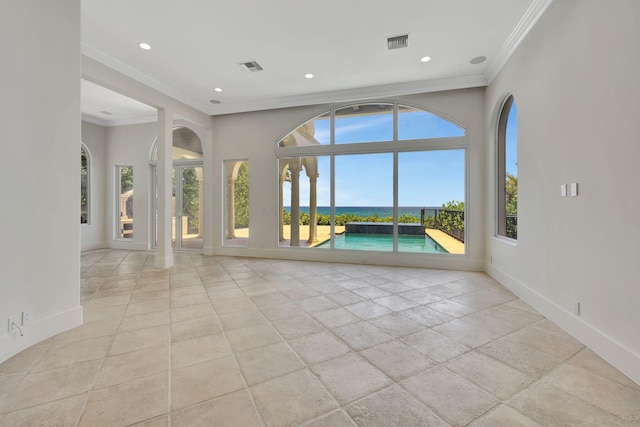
[
  {"xmin": 387, "ymin": 34, "xmax": 409, "ymax": 50},
  {"xmin": 239, "ymin": 61, "xmax": 264, "ymax": 73}
]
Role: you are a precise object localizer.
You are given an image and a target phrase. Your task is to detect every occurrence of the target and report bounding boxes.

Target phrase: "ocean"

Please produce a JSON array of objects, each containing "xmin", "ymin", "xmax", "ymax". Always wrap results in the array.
[{"xmin": 283, "ymin": 206, "xmax": 427, "ymax": 217}]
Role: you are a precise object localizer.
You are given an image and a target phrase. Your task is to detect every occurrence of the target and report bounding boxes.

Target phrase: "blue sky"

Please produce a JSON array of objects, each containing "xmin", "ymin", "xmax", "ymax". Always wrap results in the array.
[
  {"xmin": 282, "ymin": 109, "xmax": 468, "ymax": 207},
  {"xmin": 505, "ymin": 102, "xmax": 518, "ymax": 176}
]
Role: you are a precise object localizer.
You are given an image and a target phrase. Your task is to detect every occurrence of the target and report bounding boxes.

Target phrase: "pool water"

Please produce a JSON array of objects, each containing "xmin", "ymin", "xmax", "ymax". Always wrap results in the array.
[{"xmin": 318, "ymin": 233, "xmax": 448, "ymax": 253}]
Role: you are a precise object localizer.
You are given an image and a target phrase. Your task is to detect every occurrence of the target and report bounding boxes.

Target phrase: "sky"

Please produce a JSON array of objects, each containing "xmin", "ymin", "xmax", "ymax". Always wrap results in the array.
[
  {"xmin": 505, "ymin": 102, "xmax": 518, "ymax": 176},
  {"xmin": 281, "ymin": 108, "xmax": 471, "ymax": 207}
]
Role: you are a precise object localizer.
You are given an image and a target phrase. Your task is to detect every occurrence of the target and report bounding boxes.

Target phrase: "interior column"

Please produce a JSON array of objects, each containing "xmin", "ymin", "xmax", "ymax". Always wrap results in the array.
[
  {"xmin": 155, "ymin": 108, "xmax": 174, "ymax": 268},
  {"xmin": 290, "ymin": 161, "xmax": 301, "ymax": 246}
]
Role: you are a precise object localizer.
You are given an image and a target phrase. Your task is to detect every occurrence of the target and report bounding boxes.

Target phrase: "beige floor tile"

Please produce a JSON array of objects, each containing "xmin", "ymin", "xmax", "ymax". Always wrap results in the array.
[
  {"xmin": 344, "ymin": 301, "xmax": 393, "ymax": 320},
  {"xmin": 367, "ymin": 312, "xmax": 425, "ymax": 338},
  {"xmin": 56, "ymin": 318, "xmax": 121, "ymax": 344},
  {"xmin": 509, "ymin": 382, "xmax": 633, "ymax": 427},
  {"xmin": 398, "ymin": 289, "xmax": 442, "ymax": 305},
  {"xmin": 109, "ymin": 324, "xmax": 170, "ymax": 356},
  {"xmin": 119, "ymin": 309, "xmax": 170, "ymax": 332},
  {"xmin": 0, "ymin": 360, "xmax": 101, "ymax": 413},
  {"xmin": 260, "ymin": 301, "xmax": 308, "ymax": 321},
  {"xmin": 469, "ymin": 405, "xmax": 541, "ymax": 427},
  {"xmin": 568, "ymin": 349, "xmax": 640, "ymax": 390},
  {"xmin": 217, "ymin": 307, "xmax": 267, "ymax": 331},
  {"xmin": 504, "ymin": 298, "xmax": 539, "ymax": 314},
  {"xmin": 428, "ymin": 299, "xmax": 478, "ymax": 317},
  {"xmin": 506, "ymin": 320, "xmax": 585, "ymax": 360},
  {"xmin": 446, "ymin": 351, "xmax": 534, "ymax": 400},
  {"xmin": 225, "ymin": 324, "xmax": 282, "ymax": 352},
  {"xmin": 252, "ymin": 369, "xmax": 338, "ymax": 427},
  {"xmin": 346, "ymin": 385, "xmax": 448, "ymax": 427},
  {"xmin": 170, "ymin": 316, "xmax": 222, "ymax": 342},
  {"xmin": 0, "ymin": 393, "xmax": 86, "ymax": 427},
  {"xmin": 171, "ymin": 293, "xmax": 211, "ymax": 308},
  {"xmin": 373, "ymin": 295, "xmax": 419, "ymax": 311},
  {"xmin": 301, "ymin": 410, "xmax": 356, "ymax": 427},
  {"xmin": 326, "ymin": 291, "xmax": 367, "ymax": 306},
  {"xmin": 125, "ymin": 298, "xmax": 171, "ymax": 316},
  {"xmin": 478, "ymin": 337, "xmax": 561, "ymax": 378},
  {"xmin": 172, "ymin": 389, "xmax": 261, "ymax": 427},
  {"xmin": 211, "ymin": 296, "xmax": 255, "ymax": 314},
  {"xmin": 289, "ymin": 332, "xmax": 352, "ymax": 365},
  {"xmin": 250, "ymin": 291, "xmax": 291, "ymax": 306},
  {"xmin": 313, "ymin": 307, "xmax": 361, "ymax": 328},
  {"xmin": 433, "ymin": 317, "xmax": 504, "ymax": 348},
  {"xmin": 311, "ymin": 353, "xmax": 391, "ymax": 404},
  {"xmin": 272, "ymin": 314, "xmax": 325, "ymax": 339},
  {"xmin": 333, "ymin": 322, "xmax": 392, "ymax": 351},
  {"xmin": 450, "ymin": 288, "xmax": 516, "ymax": 310},
  {"xmin": 130, "ymin": 414, "xmax": 169, "ymax": 426},
  {"xmin": 0, "ymin": 373, "xmax": 22, "ymax": 402},
  {"xmin": 402, "ymin": 366, "xmax": 498, "ymax": 426},
  {"xmin": 400, "ymin": 305, "xmax": 453, "ymax": 327},
  {"xmin": 282, "ymin": 286, "xmax": 321, "ymax": 301},
  {"xmin": 94, "ymin": 344, "xmax": 169, "ymax": 389},
  {"xmin": 361, "ymin": 341, "xmax": 434, "ymax": 381},
  {"xmin": 130, "ymin": 289, "xmax": 170, "ymax": 303},
  {"xmin": 296, "ymin": 295, "xmax": 339, "ymax": 313},
  {"xmin": 172, "ymin": 356, "xmax": 244, "ymax": 410},
  {"xmin": 352, "ymin": 286, "xmax": 392, "ymax": 300},
  {"xmin": 79, "ymin": 373, "xmax": 167, "ymax": 426},
  {"xmin": 544, "ymin": 363, "xmax": 640, "ymax": 422},
  {"xmin": 171, "ymin": 303, "xmax": 214, "ymax": 324},
  {"xmin": 171, "ymin": 333, "xmax": 231, "ymax": 370},
  {"xmin": 0, "ymin": 345, "xmax": 48, "ymax": 376},
  {"xmin": 236, "ymin": 341, "xmax": 304, "ymax": 385},
  {"xmin": 32, "ymin": 335, "xmax": 113, "ymax": 372},
  {"xmin": 82, "ymin": 302, "xmax": 127, "ymax": 322},
  {"xmin": 401, "ymin": 329, "xmax": 470, "ymax": 363}
]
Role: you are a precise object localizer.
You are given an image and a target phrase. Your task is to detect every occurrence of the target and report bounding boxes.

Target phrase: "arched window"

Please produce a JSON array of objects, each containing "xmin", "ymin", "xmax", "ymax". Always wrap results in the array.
[
  {"xmin": 497, "ymin": 95, "xmax": 518, "ymax": 239},
  {"xmin": 276, "ymin": 102, "xmax": 467, "ymax": 255},
  {"xmin": 81, "ymin": 144, "xmax": 90, "ymax": 224}
]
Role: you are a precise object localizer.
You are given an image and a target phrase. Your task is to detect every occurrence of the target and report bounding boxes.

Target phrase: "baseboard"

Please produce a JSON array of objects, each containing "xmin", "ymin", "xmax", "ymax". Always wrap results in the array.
[
  {"xmin": 81, "ymin": 241, "xmax": 107, "ymax": 251},
  {"xmin": 0, "ymin": 305, "xmax": 83, "ymax": 364},
  {"xmin": 486, "ymin": 264, "xmax": 640, "ymax": 386}
]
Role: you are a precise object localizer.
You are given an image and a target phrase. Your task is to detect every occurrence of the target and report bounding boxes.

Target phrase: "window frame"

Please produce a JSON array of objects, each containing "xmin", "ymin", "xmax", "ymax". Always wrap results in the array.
[
  {"xmin": 81, "ymin": 143, "xmax": 91, "ymax": 225},
  {"xmin": 496, "ymin": 95, "xmax": 517, "ymax": 240},
  {"xmin": 275, "ymin": 101, "xmax": 468, "ymax": 254},
  {"xmin": 115, "ymin": 165, "xmax": 134, "ymax": 240}
]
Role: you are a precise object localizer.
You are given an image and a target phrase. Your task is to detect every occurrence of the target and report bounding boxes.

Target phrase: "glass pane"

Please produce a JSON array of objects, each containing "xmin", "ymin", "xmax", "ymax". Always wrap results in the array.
[
  {"xmin": 180, "ymin": 167, "xmax": 203, "ymax": 250},
  {"xmin": 335, "ymin": 104, "xmax": 393, "ymax": 144},
  {"xmin": 505, "ymin": 102, "xmax": 518, "ymax": 239},
  {"xmin": 334, "ymin": 153, "xmax": 393, "ymax": 251},
  {"xmin": 81, "ymin": 147, "xmax": 88, "ymax": 224},
  {"xmin": 398, "ymin": 105, "xmax": 464, "ymax": 140},
  {"xmin": 279, "ymin": 156, "xmax": 331, "ymax": 248},
  {"xmin": 118, "ymin": 166, "xmax": 133, "ymax": 239},
  {"xmin": 225, "ymin": 160, "xmax": 250, "ymax": 246},
  {"xmin": 279, "ymin": 112, "xmax": 330, "ymax": 147},
  {"xmin": 399, "ymin": 150, "xmax": 465, "ymax": 254}
]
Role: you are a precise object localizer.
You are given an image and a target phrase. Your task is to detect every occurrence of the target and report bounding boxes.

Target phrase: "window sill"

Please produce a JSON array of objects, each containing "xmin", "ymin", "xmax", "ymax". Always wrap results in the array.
[{"xmin": 490, "ymin": 235, "xmax": 518, "ymax": 247}]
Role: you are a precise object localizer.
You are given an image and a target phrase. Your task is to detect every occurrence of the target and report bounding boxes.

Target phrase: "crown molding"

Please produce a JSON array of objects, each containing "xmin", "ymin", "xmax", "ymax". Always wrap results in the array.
[
  {"xmin": 484, "ymin": 0, "xmax": 555, "ymax": 84},
  {"xmin": 81, "ymin": 112, "xmax": 157, "ymax": 128},
  {"xmin": 207, "ymin": 74, "xmax": 488, "ymax": 116}
]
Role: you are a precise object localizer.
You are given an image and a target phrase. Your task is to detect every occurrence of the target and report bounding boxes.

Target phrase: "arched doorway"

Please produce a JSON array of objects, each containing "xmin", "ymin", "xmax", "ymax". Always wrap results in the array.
[{"xmin": 151, "ymin": 126, "xmax": 204, "ymax": 251}]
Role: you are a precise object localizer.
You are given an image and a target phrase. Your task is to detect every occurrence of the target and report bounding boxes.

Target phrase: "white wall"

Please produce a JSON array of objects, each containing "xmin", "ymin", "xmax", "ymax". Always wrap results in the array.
[
  {"xmin": 212, "ymin": 88, "xmax": 486, "ymax": 270},
  {"xmin": 81, "ymin": 121, "xmax": 107, "ymax": 250},
  {"xmin": 0, "ymin": 0, "xmax": 83, "ymax": 362},
  {"xmin": 106, "ymin": 123, "xmax": 157, "ymax": 250},
  {"xmin": 486, "ymin": 0, "xmax": 640, "ymax": 383}
]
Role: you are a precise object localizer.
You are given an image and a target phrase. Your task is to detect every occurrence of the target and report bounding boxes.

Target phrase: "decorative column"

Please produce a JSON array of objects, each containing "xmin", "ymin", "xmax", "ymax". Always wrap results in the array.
[
  {"xmin": 290, "ymin": 161, "xmax": 301, "ymax": 246},
  {"xmin": 197, "ymin": 173, "xmax": 204, "ymax": 237},
  {"xmin": 307, "ymin": 174, "xmax": 318, "ymax": 244},
  {"xmin": 226, "ymin": 174, "xmax": 236, "ymax": 239},
  {"xmin": 155, "ymin": 108, "xmax": 174, "ymax": 268}
]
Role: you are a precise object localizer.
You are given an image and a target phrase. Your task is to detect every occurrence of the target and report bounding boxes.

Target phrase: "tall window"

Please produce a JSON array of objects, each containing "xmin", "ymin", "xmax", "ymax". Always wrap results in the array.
[
  {"xmin": 117, "ymin": 166, "xmax": 134, "ymax": 239},
  {"xmin": 497, "ymin": 96, "xmax": 518, "ymax": 239},
  {"xmin": 224, "ymin": 160, "xmax": 250, "ymax": 246},
  {"xmin": 277, "ymin": 102, "xmax": 466, "ymax": 254},
  {"xmin": 81, "ymin": 144, "xmax": 90, "ymax": 224}
]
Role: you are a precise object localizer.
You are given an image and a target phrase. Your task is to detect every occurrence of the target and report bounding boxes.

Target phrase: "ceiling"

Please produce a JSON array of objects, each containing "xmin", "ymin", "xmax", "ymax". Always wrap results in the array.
[{"xmin": 81, "ymin": 0, "xmax": 552, "ymax": 122}]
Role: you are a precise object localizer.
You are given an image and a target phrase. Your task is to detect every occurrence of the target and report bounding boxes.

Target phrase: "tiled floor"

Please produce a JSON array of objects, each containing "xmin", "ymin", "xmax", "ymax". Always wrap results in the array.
[{"xmin": 1, "ymin": 250, "xmax": 639, "ymax": 426}]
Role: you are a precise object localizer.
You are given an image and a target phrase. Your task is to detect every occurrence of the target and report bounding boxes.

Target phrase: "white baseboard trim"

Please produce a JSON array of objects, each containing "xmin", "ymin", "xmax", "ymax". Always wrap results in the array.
[
  {"xmin": 486, "ymin": 264, "xmax": 640, "ymax": 386},
  {"xmin": 0, "ymin": 305, "xmax": 83, "ymax": 364}
]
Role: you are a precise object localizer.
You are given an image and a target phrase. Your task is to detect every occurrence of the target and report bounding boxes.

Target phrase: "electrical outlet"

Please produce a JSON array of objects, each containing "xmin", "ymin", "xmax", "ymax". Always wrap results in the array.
[
  {"xmin": 22, "ymin": 309, "xmax": 32, "ymax": 325},
  {"xmin": 8, "ymin": 315, "xmax": 17, "ymax": 332}
]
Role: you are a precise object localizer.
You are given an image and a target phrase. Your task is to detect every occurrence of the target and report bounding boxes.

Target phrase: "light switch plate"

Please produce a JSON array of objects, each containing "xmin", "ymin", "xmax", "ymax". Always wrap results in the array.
[
  {"xmin": 560, "ymin": 184, "xmax": 567, "ymax": 197},
  {"xmin": 570, "ymin": 183, "xmax": 578, "ymax": 197}
]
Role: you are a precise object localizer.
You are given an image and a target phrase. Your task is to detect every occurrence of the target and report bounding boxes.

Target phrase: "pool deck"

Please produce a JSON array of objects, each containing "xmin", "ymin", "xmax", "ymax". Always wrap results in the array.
[{"xmin": 426, "ymin": 228, "xmax": 465, "ymax": 254}]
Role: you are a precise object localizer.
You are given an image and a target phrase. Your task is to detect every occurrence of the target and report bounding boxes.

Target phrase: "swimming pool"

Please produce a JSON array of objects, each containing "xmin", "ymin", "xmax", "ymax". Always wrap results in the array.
[{"xmin": 317, "ymin": 233, "xmax": 448, "ymax": 253}]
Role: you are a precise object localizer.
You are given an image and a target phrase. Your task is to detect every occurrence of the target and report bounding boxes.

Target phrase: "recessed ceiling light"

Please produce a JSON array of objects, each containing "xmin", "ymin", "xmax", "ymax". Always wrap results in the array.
[
  {"xmin": 209, "ymin": 99, "xmax": 221, "ymax": 104},
  {"xmin": 304, "ymin": 73, "xmax": 314, "ymax": 79},
  {"xmin": 420, "ymin": 56, "xmax": 432, "ymax": 63},
  {"xmin": 214, "ymin": 87, "xmax": 223, "ymax": 92},
  {"xmin": 138, "ymin": 42, "xmax": 151, "ymax": 50},
  {"xmin": 470, "ymin": 56, "xmax": 487, "ymax": 65}
]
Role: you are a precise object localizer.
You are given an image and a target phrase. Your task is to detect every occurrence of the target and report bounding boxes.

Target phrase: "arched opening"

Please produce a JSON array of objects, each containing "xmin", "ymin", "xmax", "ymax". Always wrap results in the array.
[
  {"xmin": 497, "ymin": 95, "xmax": 518, "ymax": 240},
  {"xmin": 151, "ymin": 126, "xmax": 204, "ymax": 251}
]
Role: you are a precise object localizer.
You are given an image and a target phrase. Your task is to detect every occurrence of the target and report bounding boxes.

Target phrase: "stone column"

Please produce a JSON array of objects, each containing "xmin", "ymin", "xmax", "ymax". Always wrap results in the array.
[
  {"xmin": 290, "ymin": 162, "xmax": 300, "ymax": 246},
  {"xmin": 155, "ymin": 108, "xmax": 174, "ymax": 268},
  {"xmin": 307, "ymin": 174, "xmax": 318, "ymax": 244}
]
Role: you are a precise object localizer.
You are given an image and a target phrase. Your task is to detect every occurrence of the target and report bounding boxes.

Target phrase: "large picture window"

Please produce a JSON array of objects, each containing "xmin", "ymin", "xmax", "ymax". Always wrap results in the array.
[
  {"xmin": 117, "ymin": 166, "xmax": 134, "ymax": 239},
  {"xmin": 497, "ymin": 96, "xmax": 518, "ymax": 240},
  {"xmin": 277, "ymin": 102, "xmax": 467, "ymax": 254},
  {"xmin": 225, "ymin": 160, "xmax": 250, "ymax": 246}
]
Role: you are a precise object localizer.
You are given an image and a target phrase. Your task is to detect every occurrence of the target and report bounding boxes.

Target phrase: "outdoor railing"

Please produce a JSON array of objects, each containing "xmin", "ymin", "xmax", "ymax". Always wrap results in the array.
[
  {"xmin": 420, "ymin": 208, "xmax": 465, "ymax": 243},
  {"xmin": 506, "ymin": 214, "xmax": 518, "ymax": 240}
]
